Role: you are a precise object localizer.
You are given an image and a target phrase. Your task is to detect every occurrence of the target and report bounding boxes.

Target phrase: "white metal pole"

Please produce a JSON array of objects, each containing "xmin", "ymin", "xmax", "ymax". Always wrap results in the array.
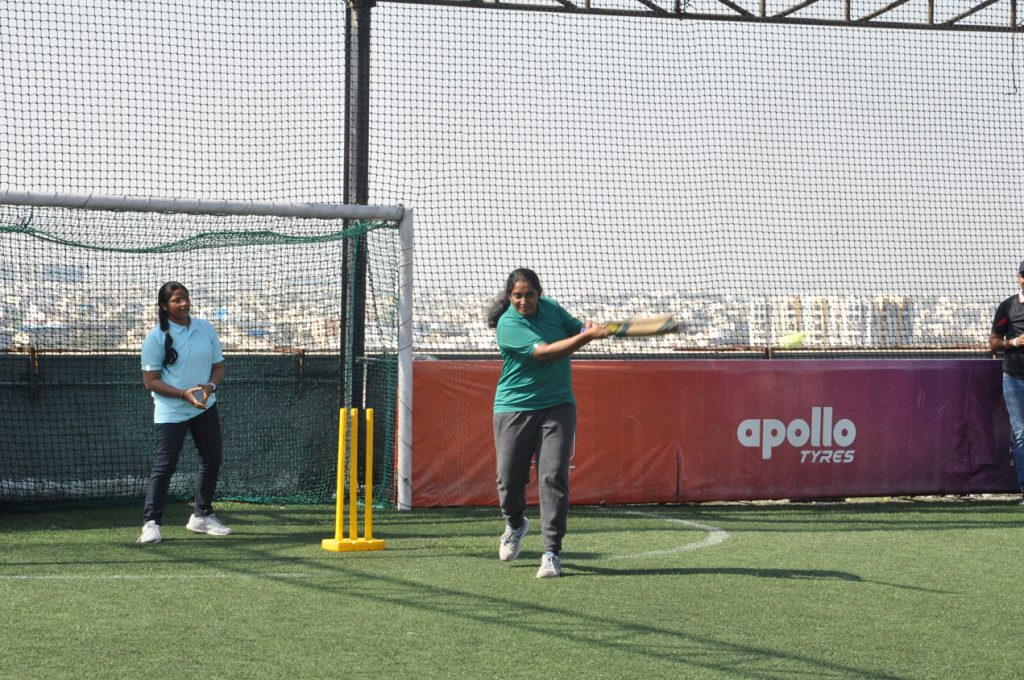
[
  {"xmin": 396, "ymin": 209, "xmax": 414, "ymax": 510},
  {"xmin": 0, "ymin": 190, "xmax": 404, "ymax": 222}
]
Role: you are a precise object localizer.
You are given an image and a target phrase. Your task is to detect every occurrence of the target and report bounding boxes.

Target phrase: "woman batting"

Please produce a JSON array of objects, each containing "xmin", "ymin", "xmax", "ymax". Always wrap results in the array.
[{"xmin": 487, "ymin": 268, "xmax": 608, "ymax": 577}]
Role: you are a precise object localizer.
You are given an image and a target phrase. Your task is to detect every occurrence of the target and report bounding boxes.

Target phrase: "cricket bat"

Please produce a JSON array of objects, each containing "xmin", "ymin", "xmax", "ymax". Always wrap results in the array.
[{"xmin": 604, "ymin": 314, "xmax": 679, "ymax": 337}]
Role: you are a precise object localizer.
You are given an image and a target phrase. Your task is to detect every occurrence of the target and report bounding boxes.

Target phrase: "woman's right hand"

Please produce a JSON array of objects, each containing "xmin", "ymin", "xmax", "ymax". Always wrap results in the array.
[{"xmin": 182, "ymin": 385, "xmax": 208, "ymax": 409}]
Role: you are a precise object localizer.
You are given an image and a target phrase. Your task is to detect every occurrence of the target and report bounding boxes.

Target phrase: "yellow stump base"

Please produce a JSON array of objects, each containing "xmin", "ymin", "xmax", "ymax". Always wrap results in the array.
[{"xmin": 321, "ymin": 537, "xmax": 386, "ymax": 552}]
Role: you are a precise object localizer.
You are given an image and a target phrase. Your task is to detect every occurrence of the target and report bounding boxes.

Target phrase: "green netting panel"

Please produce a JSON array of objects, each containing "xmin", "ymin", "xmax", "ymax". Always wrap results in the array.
[{"xmin": 0, "ymin": 204, "xmax": 400, "ymax": 509}]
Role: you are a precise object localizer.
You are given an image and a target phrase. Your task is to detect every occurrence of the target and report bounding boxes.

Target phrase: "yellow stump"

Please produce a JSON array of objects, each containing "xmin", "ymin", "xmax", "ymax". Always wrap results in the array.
[{"xmin": 321, "ymin": 408, "xmax": 386, "ymax": 552}]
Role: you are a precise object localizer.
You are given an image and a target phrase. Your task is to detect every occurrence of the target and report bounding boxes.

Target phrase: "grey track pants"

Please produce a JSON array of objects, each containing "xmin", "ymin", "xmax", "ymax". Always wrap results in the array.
[{"xmin": 493, "ymin": 402, "xmax": 576, "ymax": 554}]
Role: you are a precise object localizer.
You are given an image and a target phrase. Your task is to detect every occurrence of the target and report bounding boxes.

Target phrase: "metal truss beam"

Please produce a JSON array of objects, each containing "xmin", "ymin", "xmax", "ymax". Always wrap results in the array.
[{"xmin": 376, "ymin": 0, "xmax": 1022, "ymax": 32}]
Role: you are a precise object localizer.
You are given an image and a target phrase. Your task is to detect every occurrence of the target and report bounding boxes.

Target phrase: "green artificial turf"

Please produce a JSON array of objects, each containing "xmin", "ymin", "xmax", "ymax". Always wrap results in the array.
[{"xmin": 0, "ymin": 499, "xmax": 1019, "ymax": 679}]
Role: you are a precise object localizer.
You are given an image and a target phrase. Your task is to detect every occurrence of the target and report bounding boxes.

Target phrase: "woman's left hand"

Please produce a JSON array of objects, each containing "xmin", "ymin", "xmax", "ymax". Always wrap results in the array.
[{"xmin": 582, "ymin": 321, "xmax": 610, "ymax": 339}]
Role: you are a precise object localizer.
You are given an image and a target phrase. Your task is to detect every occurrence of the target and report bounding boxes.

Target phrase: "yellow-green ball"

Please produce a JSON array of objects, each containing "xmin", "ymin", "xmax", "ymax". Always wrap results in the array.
[{"xmin": 780, "ymin": 332, "xmax": 806, "ymax": 349}]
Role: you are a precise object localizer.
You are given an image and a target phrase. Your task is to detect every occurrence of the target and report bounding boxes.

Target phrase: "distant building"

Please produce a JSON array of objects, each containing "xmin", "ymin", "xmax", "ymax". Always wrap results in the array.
[{"xmin": 41, "ymin": 264, "xmax": 86, "ymax": 284}]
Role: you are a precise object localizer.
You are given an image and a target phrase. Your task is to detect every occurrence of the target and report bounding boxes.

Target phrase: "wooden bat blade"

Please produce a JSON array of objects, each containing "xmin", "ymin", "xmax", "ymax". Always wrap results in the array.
[{"xmin": 606, "ymin": 314, "xmax": 679, "ymax": 337}]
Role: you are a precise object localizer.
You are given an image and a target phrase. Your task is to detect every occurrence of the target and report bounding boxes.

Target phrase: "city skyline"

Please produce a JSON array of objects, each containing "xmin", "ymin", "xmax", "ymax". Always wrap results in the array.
[{"xmin": 1, "ymin": 276, "xmax": 1000, "ymax": 356}]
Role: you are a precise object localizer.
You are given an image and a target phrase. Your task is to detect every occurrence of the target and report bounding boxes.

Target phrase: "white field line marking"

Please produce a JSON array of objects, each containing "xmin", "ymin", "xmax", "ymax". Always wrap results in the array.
[
  {"xmin": 0, "ymin": 572, "xmax": 313, "ymax": 581},
  {"xmin": 606, "ymin": 510, "xmax": 729, "ymax": 559}
]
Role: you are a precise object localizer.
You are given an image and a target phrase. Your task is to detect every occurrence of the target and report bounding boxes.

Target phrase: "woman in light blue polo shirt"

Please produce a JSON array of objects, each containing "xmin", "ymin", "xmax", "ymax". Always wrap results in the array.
[
  {"xmin": 487, "ymin": 268, "xmax": 608, "ymax": 578},
  {"xmin": 137, "ymin": 281, "xmax": 232, "ymax": 544}
]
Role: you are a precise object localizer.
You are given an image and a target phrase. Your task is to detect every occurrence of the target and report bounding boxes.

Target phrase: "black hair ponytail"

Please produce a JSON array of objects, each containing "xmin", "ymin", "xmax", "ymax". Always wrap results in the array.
[{"xmin": 157, "ymin": 282, "xmax": 184, "ymax": 367}]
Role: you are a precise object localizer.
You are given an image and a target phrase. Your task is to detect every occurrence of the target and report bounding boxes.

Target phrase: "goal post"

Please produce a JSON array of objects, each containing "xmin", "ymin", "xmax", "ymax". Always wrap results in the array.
[
  {"xmin": 0, "ymin": 190, "xmax": 405, "ymax": 222},
  {"xmin": 397, "ymin": 208, "xmax": 414, "ymax": 511},
  {"xmin": 0, "ymin": 192, "xmax": 412, "ymax": 510}
]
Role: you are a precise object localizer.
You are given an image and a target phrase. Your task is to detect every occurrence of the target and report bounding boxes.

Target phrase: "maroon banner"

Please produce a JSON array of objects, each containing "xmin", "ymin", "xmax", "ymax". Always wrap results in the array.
[{"xmin": 411, "ymin": 359, "xmax": 1016, "ymax": 507}]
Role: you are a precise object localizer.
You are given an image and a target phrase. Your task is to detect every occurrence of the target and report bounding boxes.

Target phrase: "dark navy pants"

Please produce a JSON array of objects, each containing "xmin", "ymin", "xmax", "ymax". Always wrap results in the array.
[
  {"xmin": 1003, "ymin": 373, "xmax": 1024, "ymax": 493},
  {"xmin": 143, "ymin": 405, "xmax": 223, "ymax": 524}
]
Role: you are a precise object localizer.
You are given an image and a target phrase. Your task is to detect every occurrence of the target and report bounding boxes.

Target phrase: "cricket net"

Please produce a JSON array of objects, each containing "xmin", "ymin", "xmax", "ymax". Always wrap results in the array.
[{"xmin": 0, "ymin": 194, "xmax": 407, "ymax": 508}]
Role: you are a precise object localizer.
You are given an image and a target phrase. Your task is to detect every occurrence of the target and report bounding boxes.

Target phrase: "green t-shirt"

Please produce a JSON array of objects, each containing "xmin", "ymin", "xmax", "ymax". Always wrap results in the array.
[{"xmin": 494, "ymin": 296, "xmax": 584, "ymax": 413}]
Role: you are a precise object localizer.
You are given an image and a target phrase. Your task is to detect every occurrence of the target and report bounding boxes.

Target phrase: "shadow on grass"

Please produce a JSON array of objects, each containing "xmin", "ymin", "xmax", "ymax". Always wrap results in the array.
[{"xmin": 563, "ymin": 563, "xmax": 950, "ymax": 592}]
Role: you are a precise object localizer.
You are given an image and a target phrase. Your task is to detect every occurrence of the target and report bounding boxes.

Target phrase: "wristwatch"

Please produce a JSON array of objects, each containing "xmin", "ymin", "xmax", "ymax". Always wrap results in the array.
[{"xmin": 208, "ymin": 383, "xmax": 217, "ymax": 392}]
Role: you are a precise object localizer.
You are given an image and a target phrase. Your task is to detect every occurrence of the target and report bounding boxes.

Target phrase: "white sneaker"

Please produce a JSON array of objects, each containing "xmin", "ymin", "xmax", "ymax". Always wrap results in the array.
[
  {"xmin": 498, "ymin": 517, "xmax": 529, "ymax": 561},
  {"xmin": 186, "ymin": 513, "xmax": 234, "ymax": 536},
  {"xmin": 137, "ymin": 520, "xmax": 161, "ymax": 544},
  {"xmin": 536, "ymin": 551, "xmax": 562, "ymax": 578}
]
